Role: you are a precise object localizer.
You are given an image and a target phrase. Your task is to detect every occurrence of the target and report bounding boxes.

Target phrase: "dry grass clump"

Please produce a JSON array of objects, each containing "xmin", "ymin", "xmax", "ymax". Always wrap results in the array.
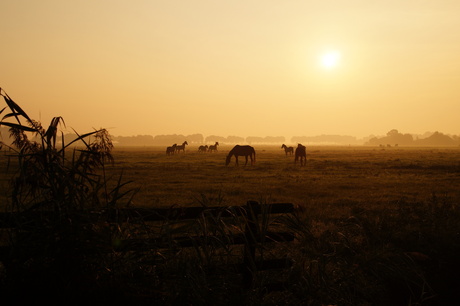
[
  {"xmin": 273, "ymin": 196, "xmax": 459, "ymax": 305},
  {"xmin": 0, "ymin": 89, "xmax": 137, "ymax": 303}
]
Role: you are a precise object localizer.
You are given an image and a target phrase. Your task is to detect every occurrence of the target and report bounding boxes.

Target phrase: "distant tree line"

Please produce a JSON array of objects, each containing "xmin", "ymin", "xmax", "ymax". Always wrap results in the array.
[
  {"xmin": 112, "ymin": 134, "xmax": 286, "ymax": 146},
  {"xmin": 291, "ymin": 135, "xmax": 360, "ymax": 145},
  {"xmin": 1, "ymin": 127, "xmax": 459, "ymax": 147},
  {"xmin": 246, "ymin": 136, "xmax": 285, "ymax": 144},
  {"xmin": 365, "ymin": 129, "xmax": 460, "ymax": 146},
  {"xmin": 204, "ymin": 135, "xmax": 244, "ymax": 144}
]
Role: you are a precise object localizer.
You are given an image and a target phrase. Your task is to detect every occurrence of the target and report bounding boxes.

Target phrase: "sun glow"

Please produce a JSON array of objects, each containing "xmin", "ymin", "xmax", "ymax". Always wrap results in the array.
[{"xmin": 320, "ymin": 50, "xmax": 341, "ymax": 69}]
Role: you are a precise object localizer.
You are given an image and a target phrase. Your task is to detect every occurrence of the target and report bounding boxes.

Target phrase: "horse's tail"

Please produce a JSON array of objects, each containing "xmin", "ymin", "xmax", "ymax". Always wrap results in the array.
[{"xmin": 252, "ymin": 149, "xmax": 256, "ymax": 164}]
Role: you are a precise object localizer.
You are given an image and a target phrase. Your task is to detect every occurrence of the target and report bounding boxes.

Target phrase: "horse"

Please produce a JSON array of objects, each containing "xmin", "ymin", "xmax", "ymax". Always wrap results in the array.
[
  {"xmin": 225, "ymin": 145, "xmax": 256, "ymax": 166},
  {"xmin": 166, "ymin": 144, "xmax": 177, "ymax": 155},
  {"xmin": 295, "ymin": 143, "xmax": 306, "ymax": 166},
  {"xmin": 198, "ymin": 145, "xmax": 208, "ymax": 152},
  {"xmin": 175, "ymin": 141, "xmax": 188, "ymax": 153},
  {"xmin": 208, "ymin": 142, "xmax": 219, "ymax": 152},
  {"xmin": 281, "ymin": 144, "xmax": 294, "ymax": 156}
]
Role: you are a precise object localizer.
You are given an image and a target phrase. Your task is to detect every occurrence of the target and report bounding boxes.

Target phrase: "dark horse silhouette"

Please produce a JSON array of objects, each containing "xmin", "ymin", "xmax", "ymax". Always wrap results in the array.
[
  {"xmin": 281, "ymin": 144, "xmax": 294, "ymax": 156},
  {"xmin": 295, "ymin": 143, "xmax": 306, "ymax": 166},
  {"xmin": 166, "ymin": 144, "xmax": 177, "ymax": 155},
  {"xmin": 208, "ymin": 142, "xmax": 219, "ymax": 152},
  {"xmin": 226, "ymin": 145, "xmax": 256, "ymax": 166},
  {"xmin": 175, "ymin": 141, "xmax": 188, "ymax": 153},
  {"xmin": 198, "ymin": 145, "xmax": 208, "ymax": 152}
]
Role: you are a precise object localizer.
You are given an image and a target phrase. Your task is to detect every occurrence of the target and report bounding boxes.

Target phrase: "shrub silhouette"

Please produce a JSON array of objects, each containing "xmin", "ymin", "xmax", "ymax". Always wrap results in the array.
[{"xmin": 0, "ymin": 88, "xmax": 135, "ymax": 302}]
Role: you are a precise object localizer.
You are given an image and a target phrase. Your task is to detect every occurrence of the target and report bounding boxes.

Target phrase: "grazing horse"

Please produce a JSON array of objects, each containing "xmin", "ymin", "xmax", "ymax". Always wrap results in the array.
[
  {"xmin": 226, "ymin": 145, "xmax": 256, "ymax": 166},
  {"xmin": 175, "ymin": 141, "xmax": 188, "ymax": 153},
  {"xmin": 208, "ymin": 142, "xmax": 219, "ymax": 152},
  {"xmin": 281, "ymin": 144, "xmax": 294, "ymax": 156},
  {"xmin": 295, "ymin": 143, "xmax": 306, "ymax": 166},
  {"xmin": 198, "ymin": 145, "xmax": 208, "ymax": 152},
  {"xmin": 166, "ymin": 144, "xmax": 177, "ymax": 155}
]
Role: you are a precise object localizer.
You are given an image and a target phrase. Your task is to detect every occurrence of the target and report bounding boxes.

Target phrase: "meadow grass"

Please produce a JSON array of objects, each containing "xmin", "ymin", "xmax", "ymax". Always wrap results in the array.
[
  {"xmin": 90, "ymin": 145, "xmax": 459, "ymax": 305},
  {"xmin": 1, "ymin": 143, "xmax": 460, "ymax": 305},
  {"xmin": 104, "ymin": 145, "xmax": 460, "ymax": 213}
]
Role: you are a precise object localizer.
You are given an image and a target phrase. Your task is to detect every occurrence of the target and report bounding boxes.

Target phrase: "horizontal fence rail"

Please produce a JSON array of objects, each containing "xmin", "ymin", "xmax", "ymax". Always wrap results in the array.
[
  {"xmin": 0, "ymin": 201, "xmax": 296, "ymax": 289},
  {"xmin": 0, "ymin": 202, "xmax": 294, "ymax": 227},
  {"xmin": 108, "ymin": 202, "xmax": 294, "ymax": 222}
]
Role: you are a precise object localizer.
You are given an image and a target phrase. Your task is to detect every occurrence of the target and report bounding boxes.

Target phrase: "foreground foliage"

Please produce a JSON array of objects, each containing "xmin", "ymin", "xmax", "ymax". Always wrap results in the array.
[{"xmin": 0, "ymin": 89, "xmax": 135, "ymax": 303}]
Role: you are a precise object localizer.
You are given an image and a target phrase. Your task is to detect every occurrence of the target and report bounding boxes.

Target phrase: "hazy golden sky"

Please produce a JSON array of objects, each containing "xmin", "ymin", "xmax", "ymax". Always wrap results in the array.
[{"xmin": 2, "ymin": 1, "xmax": 460, "ymax": 139}]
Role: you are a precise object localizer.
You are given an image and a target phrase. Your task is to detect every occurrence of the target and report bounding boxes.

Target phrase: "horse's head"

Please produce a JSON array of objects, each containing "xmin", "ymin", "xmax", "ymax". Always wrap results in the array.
[{"xmin": 225, "ymin": 155, "xmax": 232, "ymax": 166}]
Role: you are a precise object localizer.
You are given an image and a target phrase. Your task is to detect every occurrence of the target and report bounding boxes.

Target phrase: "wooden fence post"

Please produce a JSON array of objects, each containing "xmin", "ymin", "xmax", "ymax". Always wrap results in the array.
[{"xmin": 243, "ymin": 200, "xmax": 260, "ymax": 287}]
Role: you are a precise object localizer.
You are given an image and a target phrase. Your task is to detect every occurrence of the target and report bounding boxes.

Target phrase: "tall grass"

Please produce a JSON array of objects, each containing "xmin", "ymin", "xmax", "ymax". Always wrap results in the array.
[{"xmin": 0, "ymin": 89, "xmax": 136, "ymax": 303}]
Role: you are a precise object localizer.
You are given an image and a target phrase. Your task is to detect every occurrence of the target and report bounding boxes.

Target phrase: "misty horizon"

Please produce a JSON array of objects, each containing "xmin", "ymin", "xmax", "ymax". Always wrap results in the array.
[
  {"xmin": 109, "ymin": 130, "xmax": 460, "ymax": 146},
  {"xmin": 2, "ymin": 126, "xmax": 460, "ymax": 147}
]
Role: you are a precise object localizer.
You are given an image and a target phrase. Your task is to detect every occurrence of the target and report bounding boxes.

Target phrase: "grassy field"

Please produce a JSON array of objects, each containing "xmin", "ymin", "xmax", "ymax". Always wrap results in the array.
[
  {"xmin": 4, "ymin": 145, "xmax": 460, "ymax": 210},
  {"xmin": 105, "ymin": 145, "xmax": 460, "ymax": 213},
  {"xmin": 1, "ymin": 144, "xmax": 460, "ymax": 305}
]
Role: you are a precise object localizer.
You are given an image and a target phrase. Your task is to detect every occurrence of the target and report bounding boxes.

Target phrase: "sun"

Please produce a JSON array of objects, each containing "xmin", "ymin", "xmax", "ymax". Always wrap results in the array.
[{"xmin": 320, "ymin": 50, "xmax": 341, "ymax": 69}]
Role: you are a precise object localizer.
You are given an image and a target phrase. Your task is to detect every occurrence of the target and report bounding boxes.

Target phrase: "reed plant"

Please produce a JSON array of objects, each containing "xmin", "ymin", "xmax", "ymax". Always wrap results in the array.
[{"xmin": 0, "ymin": 89, "xmax": 136, "ymax": 302}]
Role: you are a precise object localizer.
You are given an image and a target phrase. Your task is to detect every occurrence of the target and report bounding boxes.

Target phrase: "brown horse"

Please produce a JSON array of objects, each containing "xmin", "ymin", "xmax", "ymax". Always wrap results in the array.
[
  {"xmin": 226, "ymin": 145, "xmax": 256, "ymax": 166},
  {"xmin": 175, "ymin": 141, "xmax": 188, "ymax": 153},
  {"xmin": 198, "ymin": 145, "xmax": 208, "ymax": 152},
  {"xmin": 208, "ymin": 142, "xmax": 219, "ymax": 152},
  {"xmin": 166, "ymin": 144, "xmax": 177, "ymax": 155},
  {"xmin": 295, "ymin": 143, "xmax": 306, "ymax": 166},
  {"xmin": 281, "ymin": 144, "xmax": 294, "ymax": 156}
]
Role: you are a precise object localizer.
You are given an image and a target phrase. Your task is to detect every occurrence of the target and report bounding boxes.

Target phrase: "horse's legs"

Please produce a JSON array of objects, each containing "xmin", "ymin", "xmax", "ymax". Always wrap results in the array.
[
  {"xmin": 235, "ymin": 156, "xmax": 239, "ymax": 166},
  {"xmin": 244, "ymin": 156, "xmax": 248, "ymax": 165}
]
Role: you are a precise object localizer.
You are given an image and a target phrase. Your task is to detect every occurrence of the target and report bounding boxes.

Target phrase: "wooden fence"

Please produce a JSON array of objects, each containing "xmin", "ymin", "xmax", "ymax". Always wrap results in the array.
[{"xmin": 0, "ymin": 201, "xmax": 296, "ymax": 288}]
